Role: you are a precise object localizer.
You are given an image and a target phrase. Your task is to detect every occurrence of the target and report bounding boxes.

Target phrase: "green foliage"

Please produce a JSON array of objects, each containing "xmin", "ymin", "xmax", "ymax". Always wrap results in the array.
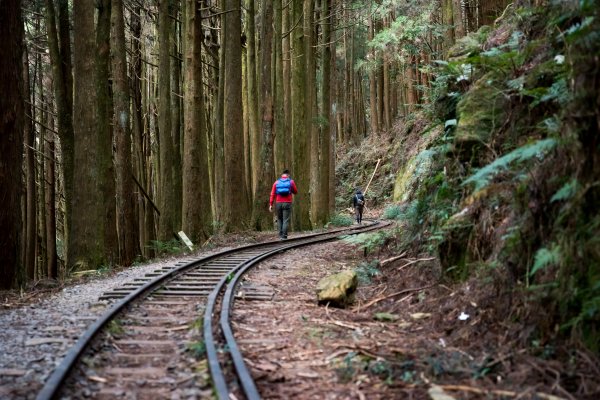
[
  {"xmin": 342, "ymin": 231, "xmax": 390, "ymax": 255},
  {"xmin": 463, "ymin": 138, "xmax": 558, "ymax": 191},
  {"xmin": 355, "ymin": 260, "xmax": 381, "ymax": 284},
  {"xmin": 148, "ymin": 239, "xmax": 186, "ymax": 255},
  {"xmin": 187, "ymin": 341, "xmax": 206, "ymax": 358},
  {"xmin": 328, "ymin": 214, "xmax": 354, "ymax": 227},
  {"xmin": 382, "ymin": 204, "xmax": 402, "ymax": 220},
  {"xmin": 551, "ymin": 179, "xmax": 579, "ymax": 202},
  {"xmin": 531, "ymin": 244, "xmax": 562, "ymax": 277}
]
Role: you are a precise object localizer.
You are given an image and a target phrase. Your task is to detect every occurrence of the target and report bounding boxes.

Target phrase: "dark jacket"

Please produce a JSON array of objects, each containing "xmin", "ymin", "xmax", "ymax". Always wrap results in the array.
[{"xmin": 353, "ymin": 192, "xmax": 365, "ymax": 207}]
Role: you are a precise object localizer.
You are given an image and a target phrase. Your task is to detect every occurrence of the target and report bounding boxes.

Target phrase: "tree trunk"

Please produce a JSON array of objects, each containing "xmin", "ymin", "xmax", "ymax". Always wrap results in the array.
[
  {"xmin": 112, "ymin": 0, "xmax": 140, "ymax": 266},
  {"xmin": 171, "ymin": 6, "xmax": 183, "ymax": 235},
  {"xmin": 130, "ymin": 4, "xmax": 148, "ymax": 256},
  {"xmin": 282, "ymin": 2, "xmax": 292, "ymax": 171},
  {"xmin": 273, "ymin": 0, "xmax": 285, "ymax": 175},
  {"xmin": 45, "ymin": 0, "xmax": 74, "ymax": 266},
  {"xmin": 316, "ymin": 0, "xmax": 331, "ymax": 226},
  {"xmin": 246, "ymin": 0, "xmax": 260, "ymax": 198},
  {"xmin": 70, "ymin": 1, "xmax": 107, "ymax": 270},
  {"xmin": 223, "ymin": 0, "xmax": 250, "ymax": 231},
  {"xmin": 368, "ymin": 14, "xmax": 378, "ymax": 135},
  {"xmin": 182, "ymin": 0, "xmax": 212, "ymax": 241},
  {"xmin": 252, "ymin": 0, "xmax": 275, "ymax": 230},
  {"xmin": 45, "ymin": 125, "xmax": 58, "ymax": 279},
  {"xmin": 158, "ymin": 0, "xmax": 176, "ymax": 240},
  {"xmin": 452, "ymin": 0, "xmax": 466, "ymax": 39},
  {"xmin": 291, "ymin": 0, "xmax": 311, "ymax": 230},
  {"xmin": 23, "ymin": 49, "xmax": 36, "ymax": 280},
  {"xmin": 0, "ymin": 0, "xmax": 24, "ymax": 289},
  {"xmin": 96, "ymin": 0, "xmax": 118, "ymax": 264},
  {"xmin": 213, "ymin": 9, "xmax": 226, "ymax": 227}
]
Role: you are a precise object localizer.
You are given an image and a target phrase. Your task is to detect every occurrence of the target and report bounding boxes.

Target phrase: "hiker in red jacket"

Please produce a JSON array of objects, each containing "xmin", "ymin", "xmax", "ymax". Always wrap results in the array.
[{"xmin": 269, "ymin": 169, "xmax": 298, "ymax": 240}]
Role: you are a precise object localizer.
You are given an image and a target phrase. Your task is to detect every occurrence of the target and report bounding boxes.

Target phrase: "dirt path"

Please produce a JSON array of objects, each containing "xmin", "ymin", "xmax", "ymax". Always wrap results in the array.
[{"xmin": 232, "ymin": 234, "xmax": 599, "ymax": 399}]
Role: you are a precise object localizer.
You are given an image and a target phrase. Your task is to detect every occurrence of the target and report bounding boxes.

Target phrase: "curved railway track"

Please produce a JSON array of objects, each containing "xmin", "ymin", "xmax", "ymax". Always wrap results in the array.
[{"xmin": 36, "ymin": 220, "xmax": 389, "ymax": 400}]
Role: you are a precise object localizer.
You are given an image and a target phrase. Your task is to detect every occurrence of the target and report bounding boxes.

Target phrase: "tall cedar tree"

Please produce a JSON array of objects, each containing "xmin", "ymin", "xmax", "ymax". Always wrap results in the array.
[
  {"xmin": 183, "ymin": 0, "xmax": 213, "ymax": 241},
  {"xmin": 246, "ymin": 0, "xmax": 260, "ymax": 197},
  {"xmin": 96, "ymin": 0, "xmax": 118, "ymax": 263},
  {"xmin": 112, "ymin": 0, "xmax": 140, "ymax": 265},
  {"xmin": 252, "ymin": 0, "xmax": 275, "ymax": 230},
  {"xmin": 0, "ymin": 0, "xmax": 24, "ymax": 289},
  {"xmin": 291, "ymin": 0, "xmax": 311, "ymax": 230},
  {"xmin": 23, "ymin": 47, "xmax": 36, "ymax": 279},
  {"xmin": 70, "ymin": 1, "xmax": 108, "ymax": 269},
  {"xmin": 45, "ymin": 0, "xmax": 74, "ymax": 265},
  {"xmin": 223, "ymin": 0, "xmax": 250, "ymax": 231},
  {"xmin": 158, "ymin": 0, "xmax": 177, "ymax": 240}
]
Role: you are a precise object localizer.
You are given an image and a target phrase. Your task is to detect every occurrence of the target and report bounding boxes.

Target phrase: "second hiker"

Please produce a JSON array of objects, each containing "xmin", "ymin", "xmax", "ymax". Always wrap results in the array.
[
  {"xmin": 353, "ymin": 189, "xmax": 365, "ymax": 224},
  {"xmin": 269, "ymin": 169, "xmax": 298, "ymax": 240}
]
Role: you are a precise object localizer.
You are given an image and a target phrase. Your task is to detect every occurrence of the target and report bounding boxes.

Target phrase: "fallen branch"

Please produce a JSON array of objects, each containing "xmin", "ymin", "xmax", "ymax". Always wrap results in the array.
[
  {"xmin": 353, "ymin": 284, "xmax": 436, "ymax": 312},
  {"xmin": 397, "ymin": 257, "xmax": 436, "ymax": 272},
  {"xmin": 379, "ymin": 252, "xmax": 407, "ymax": 267}
]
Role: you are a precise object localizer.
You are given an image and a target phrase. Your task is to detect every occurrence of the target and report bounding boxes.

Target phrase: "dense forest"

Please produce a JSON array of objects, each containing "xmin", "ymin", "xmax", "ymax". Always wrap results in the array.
[{"xmin": 1, "ymin": 0, "xmax": 599, "ymax": 357}]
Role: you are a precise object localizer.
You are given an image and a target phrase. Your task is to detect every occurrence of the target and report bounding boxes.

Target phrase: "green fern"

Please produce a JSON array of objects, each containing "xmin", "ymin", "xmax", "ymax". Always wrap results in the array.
[
  {"xmin": 530, "ymin": 245, "xmax": 562, "ymax": 277},
  {"xmin": 551, "ymin": 179, "xmax": 579, "ymax": 202},
  {"xmin": 463, "ymin": 138, "xmax": 558, "ymax": 191}
]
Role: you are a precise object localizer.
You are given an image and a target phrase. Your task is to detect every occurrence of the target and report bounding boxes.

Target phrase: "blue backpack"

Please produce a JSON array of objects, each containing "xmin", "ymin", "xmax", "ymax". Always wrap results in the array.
[{"xmin": 276, "ymin": 178, "xmax": 292, "ymax": 195}]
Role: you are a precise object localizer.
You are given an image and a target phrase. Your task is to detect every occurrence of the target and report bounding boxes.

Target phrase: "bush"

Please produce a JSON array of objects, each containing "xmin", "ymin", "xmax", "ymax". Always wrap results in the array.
[
  {"xmin": 329, "ymin": 214, "xmax": 354, "ymax": 227},
  {"xmin": 382, "ymin": 204, "xmax": 402, "ymax": 219}
]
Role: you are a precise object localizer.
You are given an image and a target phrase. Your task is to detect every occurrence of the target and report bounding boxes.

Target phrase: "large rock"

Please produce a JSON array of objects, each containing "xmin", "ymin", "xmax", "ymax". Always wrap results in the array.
[{"xmin": 316, "ymin": 270, "xmax": 357, "ymax": 307}]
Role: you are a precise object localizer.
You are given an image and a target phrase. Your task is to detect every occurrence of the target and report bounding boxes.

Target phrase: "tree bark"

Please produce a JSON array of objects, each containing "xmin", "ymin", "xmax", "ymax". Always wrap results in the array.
[
  {"xmin": 70, "ymin": 0, "xmax": 107, "ymax": 270},
  {"xmin": 112, "ymin": 0, "xmax": 140, "ymax": 266},
  {"xmin": 246, "ymin": 0, "xmax": 260, "ymax": 198},
  {"xmin": 45, "ymin": 125, "xmax": 58, "ymax": 279},
  {"xmin": 452, "ymin": 0, "xmax": 466, "ymax": 39},
  {"xmin": 368, "ymin": 14, "xmax": 379, "ymax": 135},
  {"xmin": 23, "ymin": 49, "xmax": 36, "ymax": 280},
  {"xmin": 183, "ymin": 0, "xmax": 212, "ymax": 241},
  {"xmin": 158, "ymin": 0, "xmax": 176, "ymax": 240},
  {"xmin": 273, "ymin": 0, "xmax": 285, "ymax": 175},
  {"xmin": 291, "ymin": 0, "xmax": 311, "ymax": 230},
  {"xmin": 252, "ymin": 0, "xmax": 275, "ymax": 230},
  {"xmin": 223, "ymin": 0, "xmax": 250, "ymax": 231},
  {"xmin": 171, "ymin": 6, "xmax": 183, "ymax": 235},
  {"xmin": 316, "ymin": 0, "xmax": 331, "ymax": 226},
  {"xmin": 45, "ymin": 0, "xmax": 74, "ymax": 266},
  {"xmin": 0, "ymin": 1, "xmax": 24, "ymax": 288}
]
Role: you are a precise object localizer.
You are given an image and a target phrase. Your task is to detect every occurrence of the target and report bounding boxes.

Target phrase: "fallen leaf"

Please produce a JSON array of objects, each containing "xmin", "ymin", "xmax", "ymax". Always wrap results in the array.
[
  {"xmin": 374, "ymin": 312, "xmax": 400, "ymax": 321},
  {"xmin": 428, "ymin": 384, "xmax": 457, "ymax": 400},
  {"xmin": 0, "ymin": 369, "xmax": 27, "ymax": 377},
  {"xmin": 88, "ymin": 375, "xmax": 108, "ymax": 383},
  {"xmin": 410, "ymin": 312, "xmax": 431, "ymax": 320},
  {"xmin": 25, "ymin": 338, "xmax": 68, "ymax": 346}
]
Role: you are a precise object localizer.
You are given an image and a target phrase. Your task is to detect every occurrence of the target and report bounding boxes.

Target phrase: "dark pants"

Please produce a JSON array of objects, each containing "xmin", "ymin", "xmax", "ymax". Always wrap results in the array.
[
  {"xmin": 276, "ymin": 202, "xmax": 292, "ymax": 238},
  {"xmin": 355, "ymin": 205, "xmax": 364, "ymax": 224}
]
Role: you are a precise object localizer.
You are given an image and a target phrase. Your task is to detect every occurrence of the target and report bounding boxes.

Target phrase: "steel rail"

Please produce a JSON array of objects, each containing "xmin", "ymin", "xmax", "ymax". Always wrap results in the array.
[
  {"xmin": 36, "ymin": 220, "xmax": 385, "ymax": 399},
  {"xmin": 205, "ymin": 220, "xmax": 391, "ymax": 400}
]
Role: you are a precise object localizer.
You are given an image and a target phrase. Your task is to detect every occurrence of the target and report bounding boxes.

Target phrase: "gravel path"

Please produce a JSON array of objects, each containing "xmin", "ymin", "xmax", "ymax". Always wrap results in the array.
[{"xmin": 0, "ymin": 234, "xmax": 261, "ymax": 400}]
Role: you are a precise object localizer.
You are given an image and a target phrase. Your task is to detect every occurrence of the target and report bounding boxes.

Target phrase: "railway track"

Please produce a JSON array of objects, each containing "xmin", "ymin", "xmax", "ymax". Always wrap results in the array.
[{"xmin": 36, "ymin": 220, "xmax": 388, "ymax": 399}]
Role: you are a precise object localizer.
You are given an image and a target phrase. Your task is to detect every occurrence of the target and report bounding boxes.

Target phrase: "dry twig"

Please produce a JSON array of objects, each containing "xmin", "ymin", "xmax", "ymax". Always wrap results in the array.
[{"xmin": 353, "ymin": 284, "xmax": 437, "ymax": 312}]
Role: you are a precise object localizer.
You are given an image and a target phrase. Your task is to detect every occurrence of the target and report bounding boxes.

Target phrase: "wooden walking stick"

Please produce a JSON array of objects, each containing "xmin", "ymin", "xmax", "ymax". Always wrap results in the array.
[{"xmin": 363, "ymin": 158, "xmax": 381, "ymax": 196}]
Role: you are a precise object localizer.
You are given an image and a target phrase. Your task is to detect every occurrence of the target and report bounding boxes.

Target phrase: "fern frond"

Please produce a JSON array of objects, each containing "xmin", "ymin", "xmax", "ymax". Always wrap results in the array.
[
  {"xmin": 551, "ymin": 179, "xmax": 579, "ymax": 202},
  {"xmin": 531, "ymin": 244, "xmax": 562, "ymax": 277},
  {"xmin": 463, "ymin": 138, "xmax": 558, "ymax": 190}
]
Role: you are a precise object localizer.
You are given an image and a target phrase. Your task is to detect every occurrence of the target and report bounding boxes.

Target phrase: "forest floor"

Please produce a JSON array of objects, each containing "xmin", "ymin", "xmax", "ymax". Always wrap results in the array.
[
  {"xmin": 1, "ymin": 212, "xmax": 599, "ymax": 399},
  {"xmin": 232, "ymin": 226, "xmax": 600, "ymax": 400}
]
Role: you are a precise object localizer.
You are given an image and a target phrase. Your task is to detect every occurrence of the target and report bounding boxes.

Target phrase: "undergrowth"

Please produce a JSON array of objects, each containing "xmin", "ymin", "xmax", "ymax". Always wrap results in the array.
[{"xmin": 382, "ymin": 0, "xmax": 600, "ymax": 354}]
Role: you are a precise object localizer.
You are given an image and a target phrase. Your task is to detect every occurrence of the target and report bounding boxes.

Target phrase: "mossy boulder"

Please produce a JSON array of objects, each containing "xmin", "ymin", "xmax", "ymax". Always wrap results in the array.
[
  {"xmin": 455, "ymin": 71, "xmax": 507, "ymax": 157},
  {"xmin": 316, "ymin": 270, "xmax": 358, "ymax": 307}
]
